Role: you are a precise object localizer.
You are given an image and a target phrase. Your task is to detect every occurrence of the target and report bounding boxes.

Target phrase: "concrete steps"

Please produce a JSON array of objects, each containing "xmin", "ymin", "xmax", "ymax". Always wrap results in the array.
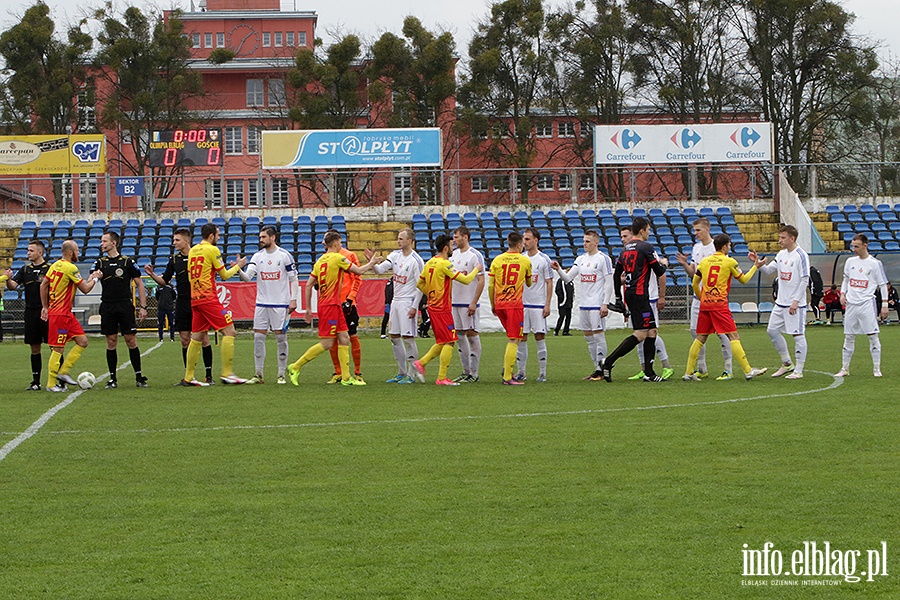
[
  {"xmin": 734, "ymin": 213, "xmax": 781, "ymax": 252},
  {"xmin": 0, "ymin": 228, "xmax": 18, "ymax": 268},
  {"xmin": 810, "ymin": 213, "xmax": 847, "ymax": 252}
]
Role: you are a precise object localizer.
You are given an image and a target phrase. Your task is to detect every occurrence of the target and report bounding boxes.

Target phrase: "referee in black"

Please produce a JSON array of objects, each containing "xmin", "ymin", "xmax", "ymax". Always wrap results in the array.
[
  {"xmin": 4, "ymin": 239, "xmax": 51, "ymax": 390},
  {"xmin": 144, "ymin": 228, "xmax": 214, "ymax": 383},
  {"xmin": 93, "ymin": 231, "xmax": 149, "ymax": 388}
]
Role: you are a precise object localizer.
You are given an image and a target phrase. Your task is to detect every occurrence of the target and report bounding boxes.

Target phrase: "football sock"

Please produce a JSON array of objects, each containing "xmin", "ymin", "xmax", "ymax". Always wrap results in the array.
[
  {"xmin": 768, "ymin": 329, "xmax": 791, "ymax": 364},
  {"xmin": 536, "ymin": 338, "xmax": 548, "ymax": 377},
  {"xmin": 350, "ymin": 335, "xmax": 361, "ymax": 375},
  {"xmin": 184, "ymin": 339, "xmax": 202, "ymax": 381},
  {"xmin": 593, "ymin": 332, "xmax": 607, "ymax": 367},
  {"xmin": 468, "ymin": 335, "xmax": 482, "ymax": 378},
  {"xmin": 586, "ymin": 334, "xmax": 598, "ymax": 369},
  {"xmin": 31, "ymin": 352, "xmax": 42, "ymax": 384},
  {"xmin": 47, "ymin": 349, "xmax": 64, "ymax": 387},
  {"xmin": 605, "ymin": 335, "xmax": 640, "ymax": 369},
  {"xmin": 516, "ymin": 341, "xmax": 528, "ymax": 376},
  {"xmin": 403, "ymin": 337, "xmax": 419, "ymax": 374},
  {"xmin": 686, "ymin": 339, "xmax": 703, "ymax": 375},
  {"xmin": 391, "ymin": 337, "xmax": 407, "ymax": 376},
  {"xmin": 181, "ymin": 346, "xmax": 188, "ymax": 367},
  {"xmin": 841, "ymin": 334, "xmax": 855, "ymax": 370},
  {"xmin": 337, "ymin": 345, "xmax": 351, "ymax": 382},
  {"xmin": 129, "ymin": 346, "xmax": 142, "ymax": 379},
  {"xmin": 106, "ymin": 348, "xmax": 117, "ymax": 380},
  {"xmin": 255, "ymin": 332, "xmax": 267, "ymax": 377},
  {"xmin": 719, "ymin": 334, "xmax": 733, "ymax": 373},
  {"xmin": 642, "ymin": 335, "xmax": 657, "ymax": 377},
  {"xmin": 655, "ymin": 334, "xmax": 669, "ymax": 363},
  {"xmin": 59, "ymin": 345, "xmax": 84, "ymax": 379},
  {"xmin": 202, "ymin": 344, "xmax": 213, "ymax": 379},
  {"xmin": 503, "ymin": 342, "xmax": 518, "ymax": 381},
  {"xmin": 221, "ymin": 335, "xmax": 235, "ymax": 377},
  {"xmin": 438, "ymin": 344, "xmax": 454, "ymax": 380},
  {"xmin": 868, "ymin": 333, "xmax": 881, "ymax": 370},
  {"xmin": 329, "ymin": 341, "xmax": 341, "ymax": 374},
  {"xmin": 292, "ymin": 343, "xmax": 325, "ymax": 370},
  {"xmin": 456, "ymin": 335, "xmax": 471, "ymax": 374},
  {"xmin": 794, "ymin": 335, "xmax": 807, "ymax": 374},
  {"xmin": 276, "ymin": 333, "xmax": 288, "ymax": 376},
  {"xmin": 420, "ymin": 343, "xmax": 442, "ymax": 366},
  {"xmin": 731, "ymin": 340, "xmax": 752, "ymax": 375},
  {"xmin": 693, "ymin": 330, "xmax": 708, "ymax": 373}
]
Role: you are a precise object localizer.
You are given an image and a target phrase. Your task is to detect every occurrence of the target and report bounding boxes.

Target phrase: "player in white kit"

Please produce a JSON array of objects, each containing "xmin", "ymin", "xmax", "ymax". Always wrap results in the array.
[
  {"xmin": 373, "ymin": 228, "xmax": 425, "ymax": 384},
  {"xmin": 514, "ymin": 228, "xmax": 554, "ymax": 382},
  {"xmin": 450, "ymin": 226, "xmax": 486, "ymax": 383},
  {"xmin": 675, "ymin": 217, "xmax": 733, "ymax": 379},
  {"xmin": 619, "ymin": 226, "xmax": 674, "ymax": 380},
  {"xmin": 835, "ymin": 233, "xmax": 888, "ymax": 377},
  {"xmin": 758, "ymin": 224, "xmax": 810, "ymax": 379},
  {"xmin": 551, "ymin": 230, "xmax": 614, "ymax": 380},
  {"xmin": 239, "ymin": 226, "xmax": 299, "ymax": 384}
]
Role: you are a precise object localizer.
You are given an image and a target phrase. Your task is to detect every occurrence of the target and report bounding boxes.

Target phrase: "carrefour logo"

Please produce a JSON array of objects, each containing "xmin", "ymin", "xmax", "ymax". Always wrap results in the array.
[
  {"xmin": 610, "ymin": 129, "xmax": 642, "ymax": 149},
  {"xmin": 72, "ymin": 141, "xmax": 102, "ymax": 162},
  {"xmin": 671, "ymin": 128, "xmax": 702, "ymax": 149},
  {"xmin": 730, "ymin": 126, "xmax": 762, "ymax": 148}
]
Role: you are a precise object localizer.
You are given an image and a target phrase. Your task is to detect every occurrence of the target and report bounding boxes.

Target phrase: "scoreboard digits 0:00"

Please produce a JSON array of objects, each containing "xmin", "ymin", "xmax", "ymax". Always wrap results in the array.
[{"xmin": 148, "ymin": 129, "xmax": 223, "ymax": 167}]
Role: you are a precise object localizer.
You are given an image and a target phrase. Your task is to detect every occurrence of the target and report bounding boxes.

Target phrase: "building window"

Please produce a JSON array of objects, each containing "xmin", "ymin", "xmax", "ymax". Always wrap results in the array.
[
  {"xmin": 274, "ymin": 32, "xmax": 283, "ymax": 47},
  {"xmin": 298, "ymin": 32, "xmax": 307, "ymax": 46},
  {"xmin": 206, "ymin": 179, "xmax": 222, "ymax": 208},
  {"xmin": 262, "ymin": 32, "xmax": 271, "ymax": 47},
  {"xmin": 535, "ymin": 122, "xmax": 552, "ymax": 138},
  {"xmin": 216, "ymin": 32, "xmax": 225, "ymax": 48},
  {"xmin": 226, "ymin": 179, "xmax": 244, "ymax": 208},
  {"xmin": 225, "ymin": 126, "xmax": 243, "ymax": 155},
  {"xmin": 77, "ymin": 88, "xmax": 95, "ymax": 131},
  {"xmin": 493, "ymin": 177, "xmax": 509, "ymax": 192},
  {"xmin": 580, "ymin": 122, "xmax": 593, "ymax": 138},
  {"xmin": 247, "ymin": 126, "xmax": 261, "ymax": 155},
  {"xmin": 559, "ymin": 122, "xmax": 576, "ymax": 137},
  {"xmin": 394, "ymin": 169, "xmax": 413, "ymax": 206},
  {"xmin": 559, "ymin": 174, "xmax": 572, "ymax": 191},
  {"xmin": 271, "ymin": 178, "xmax": 289, "ymax": 206},
  {"xmin": 248, "ymin": 178, "xmax": 265, "ymax": 207},
  {"xmin": 286, "ymin": 32, "xmax": 295, "ymax": 46},
  {"xmin": 191, "ymin": 33, "xmax": 200, "ymax": 48},
  {"xmin": 247, "ymin": 79, "xmax": 264, "ymax": 107},
  {"xmin": 536, "ymin": 174, "xmax": 554, "ymax": 191},
  {"xmin": 580, "ymin": 174, "xmax": 594, "ymax": 190},
  {"xmin": 80, "ymin": 176, "xmax": 98, "ymax": 212},
  {"xmin": 471, "ymin": 176, "xmax": 488, "ymax": 193},
  {"xmin": 204, "ymin": 33, "xmax": 213, "ymax": 48},
  {"xmin": 268, "ymin": 79, "xmax": 285, "ymax": 107}
]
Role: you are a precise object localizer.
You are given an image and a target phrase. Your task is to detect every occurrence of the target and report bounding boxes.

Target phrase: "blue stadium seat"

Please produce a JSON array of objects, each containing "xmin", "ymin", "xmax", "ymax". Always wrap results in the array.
[
  {"xmin": 884, "ymin": 241, "xmax": 900, "ymax": 251},
  {"xmin": 877, "ymin": 231, "xmax": 892, "ymax": 241},
  {"xmin": 872, "ymin": 222, "xmax": 887, "ymax": 232},
  {"xmin": 22, "ymin": 220, "xmax": 37, "ymax": 229},
  {"xmin": 10, "ymin": 260, "xmax": 25, "ymax": 270},
  {"xmin": 584, "ymin": 218, "xmax": 600, "ymax": 229},
  {"xmin": 601, "ymin": 218, "xmax": 617, "ymax": 228},
  {"xmin": 860, "ymin": 204, "xmax": 876, "ymax": 213},
  {"xmin": 883, "ymin": 212, "xmax": 898, "ymax": 222},
  {"xmin": 733, "ymin": 244, "xmax": 749, "ymax": 254},
  {"xmin": 869, "ymin": 241, "xmax": 884, "ymax": 251},
  {"xmin": 830, "ymin": 214, "xmax": 846, "ymax": 223},
  {"xmin": 245, "ymin": 225, "xmax": 260, "ymax": 236},
  {"xmin": 72, "ymin": 228, "xmax": 87, "ymax": 239},
  {"xmin": 55, "ymin": 220, "xmax": 72, "ymax": 229},
  {"xmin": 864, "ymin": 213, "xmax": 881, "ymax": 223},
  {"xmin": 262, "ymin": 216, "xmax": 277, "ymax": 227},
  {"xmin": 699, "ymin": 207, "xmax": 714, "ymax": 217},
  {"xmin": 659, "ymin": 235, "xmax": 676, "ymax": 246},
  {"xmin": 13, "ymin": 249, "xmax": 27, "ymax": 260},
  {"xmin": 598, "ymin": 209, "xmax": 614, "ymax": 219},
  {"xmin": 825, "ymin": 205, "xmax": 840, "ymax": 214},
  {"xmin": 19, "ymin": 229, "xmax": 35, "ymax": 240},
  {"xmin": 143, "ymin": 219, "xmax": 157, "ymax": 229},
  {"xmin": 49, "ymin": 249, "xmax": 62, "ymax": 260},
  {"xmin": 710, "ymin": 226, "xmax": 724, "ymax": 236},
  {"xmin": 836, "ymin": 223, "xmax": 853, "ymax": 233},
  {"xmin": 139, "ymin": 237, "xmax": 154, "ymax": 247}
]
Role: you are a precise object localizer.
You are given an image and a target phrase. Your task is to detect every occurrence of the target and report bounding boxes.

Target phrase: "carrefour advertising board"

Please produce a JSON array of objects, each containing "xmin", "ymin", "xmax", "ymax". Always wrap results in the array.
[
  {"xmin": 594, "ymin": 123, "xmax": 772, "ymax": 165},
  {"xmin": 262, "ymin": 128, "xmax": 442, "ymax": 169},
  {"xmin": 0, "ymin": 135, "xmax": 106, "ymax": 174}
]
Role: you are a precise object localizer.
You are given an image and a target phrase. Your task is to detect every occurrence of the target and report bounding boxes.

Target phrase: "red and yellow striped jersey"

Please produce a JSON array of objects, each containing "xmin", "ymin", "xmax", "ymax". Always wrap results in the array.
[
  {"xmin": 488, "ymin": 252, "xmax": 532, "ymax": 309},
  {"xmin": 693, "ymin": 252, "xmax": 757, "ymax": 310},
  {"xmin": 313, "ymin": 251, "xmax": 352, "ymax": 306},
  {"xmin": 188, "ymin": 242, "xmax": 226, "ymax": 304},
  {"xmin": 418, "ymin": 256, "xmax": 479, "ymax": 311},
  {"xmin": 45, "ymin": 259, "xmax": 83, "ymax": 314}
]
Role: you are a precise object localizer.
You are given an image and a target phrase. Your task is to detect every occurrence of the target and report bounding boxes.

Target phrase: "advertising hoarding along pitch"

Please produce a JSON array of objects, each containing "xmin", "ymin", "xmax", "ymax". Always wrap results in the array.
[
  {"xmin": 0, "ymin": 135, "xmax": 106, "ymax": 174},
  {"xmin": 594, "ymin": 123, "xmax": 773, "ymax": 165},
  {"xmin": 262, "ymin": 128, "xmax": 442, "ymax": 169}
]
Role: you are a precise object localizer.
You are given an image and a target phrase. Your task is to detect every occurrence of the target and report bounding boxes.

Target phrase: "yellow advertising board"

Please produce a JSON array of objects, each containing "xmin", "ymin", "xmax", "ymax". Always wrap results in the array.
[{"xmin": 0, "ymin": 135, "xmax": 106, "ymax": 174}]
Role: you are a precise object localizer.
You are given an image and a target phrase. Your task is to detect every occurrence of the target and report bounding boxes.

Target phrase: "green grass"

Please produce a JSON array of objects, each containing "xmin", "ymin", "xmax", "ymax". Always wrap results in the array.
[{"xmin": 1, "ymin": 324, "xmax": 898, "ymax": 598}]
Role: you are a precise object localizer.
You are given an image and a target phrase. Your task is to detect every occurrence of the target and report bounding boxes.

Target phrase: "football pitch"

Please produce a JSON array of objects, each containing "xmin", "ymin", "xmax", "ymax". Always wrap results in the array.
[{"xmin": 0, "ymin": 324, "xmax": 897, "ymax": 598}]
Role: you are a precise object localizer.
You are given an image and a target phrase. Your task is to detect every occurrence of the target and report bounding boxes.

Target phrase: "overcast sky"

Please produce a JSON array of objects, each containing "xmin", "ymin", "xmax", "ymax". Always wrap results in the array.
[{"xmin": 3, "ymin": 0, "xmax": 898, "ymax": 62}]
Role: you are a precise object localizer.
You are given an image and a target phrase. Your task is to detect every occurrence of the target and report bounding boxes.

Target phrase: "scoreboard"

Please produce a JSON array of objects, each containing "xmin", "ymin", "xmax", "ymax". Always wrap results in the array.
[{"xmin": 148, "ymin": 129, "xmax": 222, "ymax": 168}]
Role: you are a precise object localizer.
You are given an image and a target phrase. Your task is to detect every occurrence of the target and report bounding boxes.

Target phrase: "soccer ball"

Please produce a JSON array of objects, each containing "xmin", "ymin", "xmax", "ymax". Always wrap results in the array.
[{"xmin": 77, "ymin": 372, "xmax": 96, "ymax": 390}]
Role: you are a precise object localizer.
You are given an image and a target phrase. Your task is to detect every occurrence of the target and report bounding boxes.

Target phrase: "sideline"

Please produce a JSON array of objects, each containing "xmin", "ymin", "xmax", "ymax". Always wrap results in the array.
[
  {"xmin": 15, "ymin": 370, "xmax": 844, "ymax": 438},
  {"xmin": 0, "ymin": 341, "xmax": 164, "ymax": 462}
]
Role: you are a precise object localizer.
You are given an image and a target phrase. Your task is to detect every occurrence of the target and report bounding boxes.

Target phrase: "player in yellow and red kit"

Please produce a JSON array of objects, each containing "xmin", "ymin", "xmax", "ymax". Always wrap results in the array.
[
  {"xmin": 412, "ymin": 234, "xmax": 480, "ymax": 385},
  {"xmin": 489, "ymin": 231, "xmax": 532, "ymax": 385},
  {"xmin": 684, "ymin": 233, "xmax": 769, "ymax": 381},
  {"xmin": 326, "ymin": 229, "xmax": 364, "ymax": 383},
  {"xmin": 39, "ymin": 240, "xmax": 100, "ymax": 392},
  {"xmin": 287, "ymin": 231, "xmax": 381, "ymax": 386}
]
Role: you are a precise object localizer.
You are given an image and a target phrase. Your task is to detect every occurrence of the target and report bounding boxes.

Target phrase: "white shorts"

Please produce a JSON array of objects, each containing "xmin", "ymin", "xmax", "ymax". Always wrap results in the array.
[
  {"xmin": 767, "ymin": 305, "xmax": 807, "ymax": 336},
  {"xmin": 650, "ymin": 299, "xmax": 660, "ymax": 325},
  {"xmin": 389, "ymin": 297, "xmax": 418, "ymax": 337},
  {"xmin": 523, "ymin": 307, "xmax": 547, "ymax": 335},
  {"xmin": 690, "ymin": 298, "xmax": 701, "ymax": 332},
  {"xmin": 579, "ymin": 308, "xmax": 606, "ymax": 332},
  {"xmin": 452, "ymin": 305, "xmax": 480, "ymax": 332},
  {"xmin": 254, "ymin": 306, "xmax": 290, "ymax": 332},
  {"xmin": 844, "ymin": 302, "xmax": 879, "ymax": 336}
]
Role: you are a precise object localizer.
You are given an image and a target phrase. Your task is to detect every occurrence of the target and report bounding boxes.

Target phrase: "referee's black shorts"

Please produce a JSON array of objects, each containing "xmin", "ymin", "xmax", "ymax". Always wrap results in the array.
[
  {"xmin": 100, "ymin": 301, "xmax": 138, "ymax": 336},
  {"xmin": 625, "ymin": 292, "xmax": 657, "ymax": 331},
  {"xmin": 23, "ymin": 307, "xmax": 49, "ymax": 345},
  {"xmin": 174, "ymin": 300, "xmax": 192, "ymax": 332},
  {"xmin": 343, "ymin": 303, "xmax": 360, "ymax": 336}
]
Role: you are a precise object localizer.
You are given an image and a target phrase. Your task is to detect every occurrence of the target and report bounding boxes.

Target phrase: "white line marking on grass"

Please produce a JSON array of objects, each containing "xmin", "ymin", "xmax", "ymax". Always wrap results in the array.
[
  {"xmin": 14, "ymin": 369, "xmax": 844, "ymax": 438},
  {"xmin": 0, "ymin": 341, "xmax": 163, "ymax": 462}
]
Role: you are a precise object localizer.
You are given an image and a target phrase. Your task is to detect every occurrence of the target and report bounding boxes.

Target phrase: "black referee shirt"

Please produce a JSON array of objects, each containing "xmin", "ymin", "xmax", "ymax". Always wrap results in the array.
[
  {"xmin": 13, "ymin": 261, "xmax": 50, "ymax": 309},
  {"xmin": 162, "ymin": 252, "xmax": 191, "ymax": 301},
  {"xmin": 92, "ymin": 254, "xmax": 141, "ymax": 303}
]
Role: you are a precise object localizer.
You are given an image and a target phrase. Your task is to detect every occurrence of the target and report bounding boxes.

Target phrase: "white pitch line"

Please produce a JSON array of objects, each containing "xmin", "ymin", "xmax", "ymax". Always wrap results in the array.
[
  {"xmin": 7, "ymin": 370, "xmax": 844, "ymax": 438},
  {"xmin": 0, "ymin": 341, "xmax": 164, "ymax": 462}
]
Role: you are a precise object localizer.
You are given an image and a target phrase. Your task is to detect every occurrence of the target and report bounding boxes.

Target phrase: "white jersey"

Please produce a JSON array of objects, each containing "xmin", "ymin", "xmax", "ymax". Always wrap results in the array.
[
  {"xmin": 374, "ymin": 249, "xmax": 424, "ymax": 299},
  {"xmin": 568, "ymin": 251, "xmax": 614, "ymax": 309},
  {"xmin": 523, "ymin": 250, "xmax": 553, "ymax": 308},
  {"xmin": 841, "ymin": 255, "xmax": 887, "ymax": 306},
  {"xmin": 450, "ymin": 246, "xmax": 485, "ymax": 307},
  {"xmin": 762, "ymin": 246, "xmax": 810, "ymax": 307},
  {"xmin": 244, "ymin": 246, "xmax": 297, "ymax": 307},
  {"xmin": 690, "ymin": 240, "xmax": 716, "ymax": 298}
]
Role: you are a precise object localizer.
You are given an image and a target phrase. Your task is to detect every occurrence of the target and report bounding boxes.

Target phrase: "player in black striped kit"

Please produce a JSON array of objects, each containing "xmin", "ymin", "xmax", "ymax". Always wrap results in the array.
[{"xmin": 4, "ymin": 239, "xmax": 51, "ymax": 390}]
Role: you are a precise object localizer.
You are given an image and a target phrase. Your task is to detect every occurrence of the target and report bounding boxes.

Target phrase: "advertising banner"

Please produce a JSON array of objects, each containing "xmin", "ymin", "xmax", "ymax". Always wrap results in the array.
[
  {"xmin": 262, "ymin": 128, "xmax": 442, "ymax": 169},
  {"xmin": 594, "ymin": 123, "xmax": 773, "ymax": 165},
  {"xmin": 219, "ymin": 279, "xmax": 389, "ymax": 321},
  {"xmin": 0, "ymin": 134, "xmax": 106, "ymax": 174}
]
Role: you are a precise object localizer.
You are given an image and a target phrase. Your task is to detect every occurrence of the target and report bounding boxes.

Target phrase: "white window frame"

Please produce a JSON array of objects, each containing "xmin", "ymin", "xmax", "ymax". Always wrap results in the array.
[
  {"xmin": 271, "ymin": 178, "xmax": 289, "ymax": 206},
  {"xmin": 248, "ymin": 178, "xmax": 265, "ymax": 207},
  {"xmin": 559, "ymin": 122, "xmax": 576, "ymax": 138},
  {"xmin": 226, "ymin": 179, "xmax": 244, "ymax": 208},
  {"xmin": 262, "ymin": 32, "xmax": 271, "ymax": 47},
  {"xmin": 247, "ymin": 79, "xmax": 264, "ymax": 107},
  {"xmin": 393, "ymin": 168, "xmax": 413, "ymax": 206},
  {"xmin": 536, "ymin": 174, "xmax": 554, "ymax": 191},
  {"xmin": 580, "ymin": 174, "xmax": 594, "ymax": 190},
  {"xmin": 224, "ymin": 126, "xmax": 243, "ymax": 155},
  {"xmin": 204, "ymin": 33, "xmax": 213, "ymax": 48},
  {"xmin": 558, "ymin": 174, "xmax": 572, "ymax": 191},
  {"xmin": 267, "ymin": 79, "xmax": 285, "ymax": 107},
  {"xmin": 191, "ymin": 33, "xmax": 200, "ymax": 48},
  {"xmin": 535, "ymin": 122, "xmax": 552, "ymax": 138},
  {"xmin": 471, "ymin": 176, "xmax": 488, "ymax": 193},
  {"xmin": 274, "ymin": 32, "xmax": 283, "ymax": 47},
  {"xmin": 216, "ymin": 32, "xmax": 225, "ymax": 48},
  {"xmin": 247, "ymin": 126, "xmax": 261, "ymax": 155},
  {"xmin": 80, "ymin": 176, "xmax": 99, "ymax": 212},
  {"xmin": 298, "ymin": 32, "xmax": 307, "ymax": 46},
  {"xmin": 206, "ymin": 179, "xmax": 222, "ymax": 208},
  {"xmin": 286, "ymin": 32, "xmax": 295, "ymax": 46}
]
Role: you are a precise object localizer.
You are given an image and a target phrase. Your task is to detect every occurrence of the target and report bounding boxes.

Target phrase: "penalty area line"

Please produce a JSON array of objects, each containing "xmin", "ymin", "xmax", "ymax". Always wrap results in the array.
[
  {"xmin": 22, "ymin": 370, "xmax": 844, "ymax": 438},
  {"xmin": 0, "ymin": 341, "xmax": 164, "ymax": 463}
]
